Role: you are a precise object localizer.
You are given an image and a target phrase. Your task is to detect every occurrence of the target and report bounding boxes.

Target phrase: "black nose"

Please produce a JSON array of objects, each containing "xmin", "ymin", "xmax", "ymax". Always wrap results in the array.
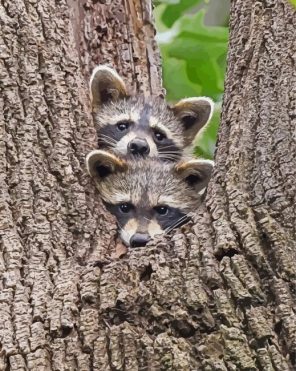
[
  {"xmin": 128, "ymin": 138, "xmax": 150, "ymax": 156},
  {"xmin": 130, "ymin": 233, "xmax": 150, "ymax": 248}
]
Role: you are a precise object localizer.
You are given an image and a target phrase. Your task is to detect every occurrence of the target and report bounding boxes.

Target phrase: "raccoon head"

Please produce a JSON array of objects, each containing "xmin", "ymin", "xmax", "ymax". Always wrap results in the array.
[
  {"xmin": 86, "ymin": 150, "xmax": 214, "ymax": 247},
  {"xmin": 90, "ymin": 65, "xmax": 214, "ymax": 161}
]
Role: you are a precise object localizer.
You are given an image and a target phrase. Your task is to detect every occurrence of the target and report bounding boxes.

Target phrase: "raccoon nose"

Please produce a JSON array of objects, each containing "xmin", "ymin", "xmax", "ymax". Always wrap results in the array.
[
  {"xmin": 128, "ymin": 138, "xmax": 150, "ymax": 156},
  {"xmin": 130, "ymin": 233, "xmax": 150, "ymax": 248}
]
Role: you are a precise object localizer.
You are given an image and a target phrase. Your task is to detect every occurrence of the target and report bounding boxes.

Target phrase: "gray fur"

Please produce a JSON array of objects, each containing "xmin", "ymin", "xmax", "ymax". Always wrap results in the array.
[
  {"xmin": 95, "ymin": 95, "xmax": 184, "ymax": 149},
  {"xmin": 86, "ymin": 150, "xmax": 214, "ymax": 246},
  {"xmin": 96, "ymin": 156, "xmax": 204, "ymax": 211},
  {"xmin": 91, "ymin": 65, "xmax": 214, "ymax": 160}
]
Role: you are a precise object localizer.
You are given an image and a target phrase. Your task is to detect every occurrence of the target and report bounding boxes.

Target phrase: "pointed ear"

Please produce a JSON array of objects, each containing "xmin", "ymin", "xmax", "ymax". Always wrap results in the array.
[
  {"xmin": 89, "ymin": 65, "xmax": 128, "ymax": 111},
  {"xmin": 86, "ymin": 150, "xmax": 127, "ymax": 180},
  {"xmin": 172, "ymin": 97, "xmax": 214, "ymax": 146},
  {"xmin": 175, "ymin": 159, "xmax": 214, "ymax": 193}
]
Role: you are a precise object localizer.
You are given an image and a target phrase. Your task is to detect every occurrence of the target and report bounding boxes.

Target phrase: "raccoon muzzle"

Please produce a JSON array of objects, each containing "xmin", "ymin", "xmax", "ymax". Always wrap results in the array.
[
  {"xmin": 130, "ymin": 233, "xmax": 151, "ymax": 248},
  {"xmin": 128, "ymin": 138, "xmax": 150, "ymax": 156}
]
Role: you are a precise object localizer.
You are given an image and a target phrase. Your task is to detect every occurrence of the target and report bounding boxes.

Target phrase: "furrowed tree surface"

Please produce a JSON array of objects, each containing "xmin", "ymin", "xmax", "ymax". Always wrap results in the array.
[
  {"xmin": 0, "ymin": 0, "xmax": 161, "ymax": 369},
  {"xmin": 72, "ymin": 0, "xmax": 163, "ymax": 96},
  {"xmin": 0, "ymin": 1, "xmax": 295, "ymax": 371}
]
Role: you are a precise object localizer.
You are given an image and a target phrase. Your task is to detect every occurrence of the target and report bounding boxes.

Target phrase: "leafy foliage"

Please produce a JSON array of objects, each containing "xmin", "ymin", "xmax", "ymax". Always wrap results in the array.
[{"xmin": 154, "ymin": 1, "xmax": 229, "ymax": 159}]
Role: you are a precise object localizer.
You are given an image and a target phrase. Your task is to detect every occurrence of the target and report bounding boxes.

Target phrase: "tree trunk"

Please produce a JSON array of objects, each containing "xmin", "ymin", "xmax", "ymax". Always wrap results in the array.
[
  {"xmin": 71, "ymin": 0, "xmax": 164, "ymax": 96},
  {"xmin": 0, "ymin": 0, "xmax": 295, "ymax": 370}
]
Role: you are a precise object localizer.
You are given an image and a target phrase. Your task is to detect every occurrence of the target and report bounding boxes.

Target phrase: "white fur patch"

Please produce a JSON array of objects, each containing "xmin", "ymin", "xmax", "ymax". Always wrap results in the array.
[
  {"xmin": 108, "ymin": 112, "xmax": 140, "ymax": 126},
  {"xmin": 148, "ymin": 219, "xmax": 163, "ymax": 238},
  {"xmin": 146, "ymin": 137, "xmax": 158, "ymax": 157},
  {"xmin": 116, "ymin": 132, "xmax": 135, "ymax": 155},
  {"xmin": 149, "ymin": 116, "xmax": 174, "ymax": 140},
  {"xmin": 198, "ymin": 187, "xmax": 206, "ymax": 195},
  {"xmin": 121, "ymin": 218, "xmax": 138, "ymax": 246},
  {"xmin": 99, "ymin": 186, "xmax": 131, "ymax": 204},
  {"xmin": 157, "ymin": 195, "xmax": 190, "ymax": 210},
  {"xmin": 115, "ymin": 132, "xmax": 158, "ymax": 157}
]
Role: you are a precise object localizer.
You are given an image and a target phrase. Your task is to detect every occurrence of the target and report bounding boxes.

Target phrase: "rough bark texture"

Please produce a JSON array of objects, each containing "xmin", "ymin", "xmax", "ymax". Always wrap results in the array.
[
  {"xmin": 0, "ymin": 0, "xmax": 295, "ymax": 370},
  {"xmin": 69, "ymin": 0, "xmax": 164, "ymax": 96},
  {"xmin": 0, "ymin": 0, "xmax": 161, "ymax": 369}
]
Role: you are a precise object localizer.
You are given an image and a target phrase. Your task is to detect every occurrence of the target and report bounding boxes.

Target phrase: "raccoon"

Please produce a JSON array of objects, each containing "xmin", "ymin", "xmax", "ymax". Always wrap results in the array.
[
  {"xmin": 86, "ymin": 150, "xmax": 214, "ymax": 247},
  {"xmin": 90, "ymin": 65, "xmax": 214, "ymax": 161}
]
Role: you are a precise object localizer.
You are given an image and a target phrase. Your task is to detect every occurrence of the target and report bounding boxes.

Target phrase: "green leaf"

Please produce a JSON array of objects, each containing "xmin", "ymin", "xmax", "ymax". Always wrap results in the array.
[
  {"xmin": 178, "ymin": 10, "xmax": 228, "ymax": 42},
  {"xmin": 155, "ymin": 3, "xmax": 229, "ymax": 159},
  {"xmin": 159, "ymin": 10, "xmax": 228, "ymax": 99},
  {"xmin": 161, "ymin": 0, "xmax": 203, "ymax": 27},
  {"xmin": 161, "ymin": 56, "xmax": 202, "ymax": 101}
]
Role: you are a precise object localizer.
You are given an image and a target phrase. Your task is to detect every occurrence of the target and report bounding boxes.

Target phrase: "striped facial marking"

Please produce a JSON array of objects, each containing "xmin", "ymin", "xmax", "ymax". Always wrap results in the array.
[
  {"xmin": 104, "ymin": 201, "xmax": 188, "ymax": 247},
  {"xmin": 97, "ymin": 102, "xmax": 182, "ymax": 160}
]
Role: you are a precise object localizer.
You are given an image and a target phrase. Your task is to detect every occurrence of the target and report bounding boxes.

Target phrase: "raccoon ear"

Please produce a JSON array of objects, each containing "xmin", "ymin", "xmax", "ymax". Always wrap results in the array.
[
  {"xmin": 175, "ymin": 159, "xmax": 214, "ymax": 192},
  {"xmin": 172, "ymin": 97, "xmax": 214, "ymax": 146},
  {"xmin": 86, "ymin": 150, "xmax": 127, "ymax": 179},
  {"xmin": 90, "ymin": 65, "xmax": 128, "ymax": 111}
]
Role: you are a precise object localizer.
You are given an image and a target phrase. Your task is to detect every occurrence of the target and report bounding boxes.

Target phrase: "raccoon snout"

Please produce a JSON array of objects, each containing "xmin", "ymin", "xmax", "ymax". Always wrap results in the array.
[
  {"xmin": 130, "ymin": 233, "xmax": 150, "ymax": 248},
  {"xmin": 128, "ymin": 138, "xmax": 150, "ymax": 156}
]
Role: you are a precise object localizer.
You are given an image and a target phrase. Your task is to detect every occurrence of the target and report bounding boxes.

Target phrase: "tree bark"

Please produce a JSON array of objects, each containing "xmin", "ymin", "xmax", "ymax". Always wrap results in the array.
[
  {"xmin": 69, "ymin": 0, "xmax": 164, "ymax": 96},
  {"xmin": 0, "ymin": 0, "xmax": 295, "ymax": 370}
]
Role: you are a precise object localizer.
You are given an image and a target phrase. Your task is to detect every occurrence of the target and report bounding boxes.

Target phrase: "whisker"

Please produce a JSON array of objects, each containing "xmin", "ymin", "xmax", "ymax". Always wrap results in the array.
[
  {"xmin": 117, "ymin": 222, "xmax": 132, "ymax": 240},
  {"xmin": 97, "ymin": 142, "xmax": 115, "ymax": 149},
  {"xmin": 98, "ymin": 134, "xmax": 117, "ymax": 145},
  {"xmin": 159, "ymin": 155, "xmax": 181, "ymax": 161},
  {"xmin": 158, "ymin": 145, "xmax": 181, "ymax": 150},
  {"xmin": 99, "ymin": 133, "xmax": 117, "ymax": 141},
  {"xmin": 159, "ymin": 152, "xmax": 180, "ymax": 156},
  {"xmin": 170, "ymin": 215, "xmax": 189, "ymax": 229},
  {"xmin": 165, "ymin": 214, "xmax": 189, "ymax": 234},
  {"xmin": 159, "ymin": 152, "xmax": 181, "ymax": 157},
  {"xmin": 159, "ymin": 151, "xmax": 181, "ymax": 154},
  {"xmin": 159, "ymin": 152, "xmax": 181, "ymax": 156},
  {"xmin": 165, "ymin": 217, "xmax": 185, "ymax": 232},
  {"xmin": 159, "ymin": 155, "xmax": 180, "ymax": 159},
  {"xmin": 99, "ymin": 132, "xmax": 116, "ymax": 138},
  {"xmin": 159, "ymin": 151, "xmax": 180, "ymax": 155},
  {"xmin": 165, "ymin": 221, "xmax": 186, "ymax": 235},
  {"xmin": 97, "ymin": 140, "xmax": 115, "ymax": 146},
  {"xmin": 97, "ymin": 141, "xmax": 116, "ymax": 147}
]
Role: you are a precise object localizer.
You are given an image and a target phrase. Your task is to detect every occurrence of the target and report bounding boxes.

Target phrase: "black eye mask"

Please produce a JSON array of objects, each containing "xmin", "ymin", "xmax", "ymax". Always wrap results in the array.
[
  {"xmin": 104, "ymin": 201, "xmax": 189, "ymax": 234},
  {"xmin": 103, "ymin": 202, "xmax": 134, "ymax": 228},
  {"xmin": 97, "ymin": 121, "xmax": 133, "ymax": 148},
  {"xmin": 154, "ymin": 207, "xmax": 189, "ymax": 231}
]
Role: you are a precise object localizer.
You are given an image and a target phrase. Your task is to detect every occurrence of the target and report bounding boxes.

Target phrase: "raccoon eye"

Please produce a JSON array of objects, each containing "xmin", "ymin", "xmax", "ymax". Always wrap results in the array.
[
  {"xmin": 154, "ymin": 130, "xmax": 166, "ymax": 142},
  {"xmin": 154, "ymin": 206, "xmax": 169, "ymax": 216},
  {"xmin": 117, "ymin": 121, "xmax": 130, "ymax": 131},
  {"xmin": 119, "ymin": 203, "xmax": 134, "ymax": 213}
]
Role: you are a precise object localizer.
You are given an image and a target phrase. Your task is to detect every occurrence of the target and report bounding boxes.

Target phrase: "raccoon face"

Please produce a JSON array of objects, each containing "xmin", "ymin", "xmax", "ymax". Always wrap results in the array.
[
  {"xmin": 90, "ymin": 65, "xmax": 214, "ymax": 161},
  {"xmin": 86, "ymin": 150, "xmax": 214, "ymax": 247}
]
